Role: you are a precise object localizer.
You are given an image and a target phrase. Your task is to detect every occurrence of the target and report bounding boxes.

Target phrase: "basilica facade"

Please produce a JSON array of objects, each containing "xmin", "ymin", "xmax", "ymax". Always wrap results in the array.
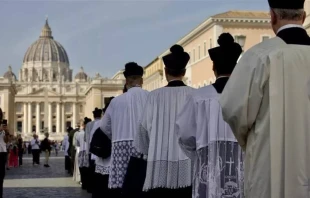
[{"xmin": 1, "ymin": 20, "xmax": 124, "ymax": 140}]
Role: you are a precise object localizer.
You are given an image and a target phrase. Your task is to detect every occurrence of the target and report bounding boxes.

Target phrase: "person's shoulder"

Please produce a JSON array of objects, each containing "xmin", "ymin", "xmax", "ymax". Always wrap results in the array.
[
  {"xmin": 138, "ymin": 88, "xmax": 149, "ymax": 95},
  {"xmin": 190, "ymin": 85, "xmax": 217, "ymax": 101},
  {"xmin": 146, "ymin": 87, "xmax": 166, "ymax": 99},
  {"xmin": 244, "ymin": 37, "xmax": 286, "ymax": 60},
  {"xmin": 149, "ymin": 87, "xmax": 164, "ymax": 94}
]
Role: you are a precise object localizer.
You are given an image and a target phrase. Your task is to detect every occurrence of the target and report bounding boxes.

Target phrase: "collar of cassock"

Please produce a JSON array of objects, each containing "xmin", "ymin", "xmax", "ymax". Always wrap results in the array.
[
  {"xmin": 166, "ymin": 80, "xmax": 187, "ymax": 87},
  {"xmin": 277, "ymin": 24, "xmax": 304, "ymax": 34},
  {"xmin": 127, "ymin": 86, "xmax": 142, "ymax": 92}
]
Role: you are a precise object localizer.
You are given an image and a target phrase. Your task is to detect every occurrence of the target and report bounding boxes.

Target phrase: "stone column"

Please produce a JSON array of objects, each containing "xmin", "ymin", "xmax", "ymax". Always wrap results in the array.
[
  {"xmin": 48, "ymin": 103, "xmax": 52, "ymax": 133},
  {"xmin": 27, "ymin": 102, "xmax": 32, "ymax": 134},
  {"xmin": 36, "ymin": 102, "xmax": 40, "ymax": 133},
  {"xmin": 23, "ymin": 103, "xmax": 27, "ymax": 135},
  {"xmin": 56, "ymin": 102, "xmax": 61, "ymax": 134},
  {"xmin": 72, "ymin": 102, "xmax": 76, "ymax": 128},
  {"xmin": 62, "ymin": 102, "xmax": 66, "ymax": 133}
]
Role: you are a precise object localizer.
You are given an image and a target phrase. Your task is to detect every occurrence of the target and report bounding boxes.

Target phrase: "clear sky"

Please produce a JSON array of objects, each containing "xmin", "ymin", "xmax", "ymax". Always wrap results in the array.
[{"xmin": 0, "ymin": 0, "xmax": 269, "ymax": 78}]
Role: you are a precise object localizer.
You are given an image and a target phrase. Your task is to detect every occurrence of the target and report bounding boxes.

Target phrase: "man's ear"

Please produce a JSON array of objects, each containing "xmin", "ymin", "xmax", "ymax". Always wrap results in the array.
[
  {"xmin": 303, "ymin": 11, "xmax": 307, "ymax": 24},
  {"xmin": 270, "ymin": 8, "xmax": 277, "ymax": 26}
]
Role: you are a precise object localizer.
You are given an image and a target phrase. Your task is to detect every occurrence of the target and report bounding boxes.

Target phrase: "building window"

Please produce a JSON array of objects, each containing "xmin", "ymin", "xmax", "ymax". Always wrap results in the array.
[
  {"xmin": 234, "ymin": 35, "xmax": 246, "ymax": 49},
  {"xmin": 52, "ymin": 125, "xmax": 56, "ymax": 133},
  {"xmin": 66, "ymin": 121, "xmax": 72, "ymax": 128},
  {"xmin": 52, "ymin": 88, "xmax": 56, "ymax": 92},
  {"xmin": 262, "ymin": 36, "xmax": 270, "ymax": 42},
  {"xmin": 41, "ymin": 121, "xmax": 44, "ymax": 129},
  {"xmin": 52, "ymin": 104, "xmax": 56, "ymax": 113},
  {"xmin": 16, "ymin": 103, "xmax": 22, "ymax": 112},
  {"xmin": 198, "ymin": 46, "xmax": 201, "ymax": 60},
  {"xmin": 204, "ymin": 42, "xmax": 207, "ymax": 56},
  {"xmin": 65, "ymin": 104, "xmax": 71, "ymax": 112},
  {"xmin": 17, "ymin": 122, "xmax": 22, "ymax": 132},
  {"xmin": 40, "ymin": 103, "xmax": 44, "ymax": 112},
  {"xmin": 210, "ymin": 38, "xmax": 213, "ymax": 48}
]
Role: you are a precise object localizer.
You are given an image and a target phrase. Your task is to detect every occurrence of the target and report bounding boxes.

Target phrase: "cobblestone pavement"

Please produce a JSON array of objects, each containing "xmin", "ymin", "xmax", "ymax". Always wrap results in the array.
[{"xmin": 3, "ymin": 152, "xmax": 91, "ymax": 198}]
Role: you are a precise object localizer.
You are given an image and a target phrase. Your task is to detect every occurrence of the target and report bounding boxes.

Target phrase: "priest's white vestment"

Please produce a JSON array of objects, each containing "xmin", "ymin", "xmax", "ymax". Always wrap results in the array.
[
  {"xmin": 84, "ymin": 119, "xmax": 99, "ymax": 167},
  {"xmin": 100, "ymin": 87, "xmax": 149, "ymax": 189},
  {"xmin": 176, "ymin": 85, "xmax": 244, "ymax": 198},
  {"xmin": 135, "ymin": 85, "xmax": 195, "ymax": 191},
  {"xmin": 220, "ymin": 37, "xmax": 310, "ymax": 198}
]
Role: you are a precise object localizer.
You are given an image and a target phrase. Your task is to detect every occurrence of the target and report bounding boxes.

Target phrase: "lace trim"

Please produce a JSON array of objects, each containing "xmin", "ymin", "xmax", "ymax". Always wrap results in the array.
[
  {"xmin": 78, "ymin": 151, "xmax": 89, "ymax": 168},
  {"xmin": 109, "ymin": 140, "xmax": 138, "ymax": 189},
  {"xmin": 95, "ymin": 164, "xmax": 110, "ymax": 175},
  {"xmin": 193, "ymin": 142, "xmax": 244, "ymax": 198},
  {"xmin": 143, "ymin": 159, "xmax": 192, "ymax": 191}
]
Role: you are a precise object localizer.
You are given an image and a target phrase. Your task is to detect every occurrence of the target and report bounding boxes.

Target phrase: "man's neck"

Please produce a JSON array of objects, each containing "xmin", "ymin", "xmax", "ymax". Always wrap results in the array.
[
  {"xmin": 167, "ymin": 78, "xmax": 183, "ymax": 82},
  {"xmin": 127, "ymin": 84, "xmax": 142, "ymax": 90},
  {"xmin": 216, "ymin": 75, "xmax": 230, "ymax": 79},
  {"xmin": 276, "ymin": 23, "xmax": 304, "ymax": 34}
]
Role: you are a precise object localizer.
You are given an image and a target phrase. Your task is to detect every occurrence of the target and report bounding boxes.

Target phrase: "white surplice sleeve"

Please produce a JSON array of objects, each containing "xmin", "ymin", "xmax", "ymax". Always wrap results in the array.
[
  {"xmin": 75, "ymin": 132, "xmax": 80, "ymax": 147},
  {"xmin": 220, "ymin": 50, "xmax": 268, "ymax": 149},
  {"xmin": 134, "ymin": 96, "xmax": 152, "ymax": 155},
  {"xmin": 100, "ymin": 102, "xmax": 113, "ymax": 140},
  {"xmin": 176, "ymin": 95, "xmax": 197, "ymax": 160},
  {"xmin": 72, "ymin": 133, "xmax": 77, "ymax": 147}
]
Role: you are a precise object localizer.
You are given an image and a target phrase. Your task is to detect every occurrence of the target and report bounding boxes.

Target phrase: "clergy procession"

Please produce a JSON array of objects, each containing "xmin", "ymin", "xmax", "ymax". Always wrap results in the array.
[
  {"xmin": 1, "ymin": 0, "xmax": 310, "ymax": 197},
  {"xmin": 56, "ymin": 1, "xmax": 310, "ymax": 198}
]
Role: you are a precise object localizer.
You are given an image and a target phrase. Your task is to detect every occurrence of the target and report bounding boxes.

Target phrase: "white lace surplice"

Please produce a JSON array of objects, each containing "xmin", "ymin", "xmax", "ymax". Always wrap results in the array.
[
  {"xmin": 100, "ymin": 87, "xmax": 149, "ymax": 189},
  {"xmin": 176, "ymin": 85, "xmax": 244, "ymax": 198},
  {"xmin": 76, "ymin": 129, "xmax": 89, "ymax": 168},
  {"xmin": 135, "ymin": 86, "xmax": 195, "ymax": 191},
  {"xmin": 73, "ymin": 132, "xmax": 81, "ymax": 182}
]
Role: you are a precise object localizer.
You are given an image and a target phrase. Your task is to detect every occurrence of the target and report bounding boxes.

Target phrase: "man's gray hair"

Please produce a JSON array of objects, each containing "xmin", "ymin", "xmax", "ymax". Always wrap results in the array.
[{"xmin": 273, "ymin": 8, "xmax": 305, "ymax": 21}]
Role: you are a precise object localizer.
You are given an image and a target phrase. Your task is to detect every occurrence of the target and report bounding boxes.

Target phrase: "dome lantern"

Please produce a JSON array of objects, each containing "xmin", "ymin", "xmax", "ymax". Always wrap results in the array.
[{"xmin": 40, "ymin": 17, "xmax": 53, "ymax": 39}]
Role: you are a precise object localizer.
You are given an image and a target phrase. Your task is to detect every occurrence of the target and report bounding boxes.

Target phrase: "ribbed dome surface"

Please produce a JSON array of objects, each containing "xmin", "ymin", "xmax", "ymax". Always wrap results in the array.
[{"xmin": 23, "ymin": 19, "xmax": 69, "ymax": 64}]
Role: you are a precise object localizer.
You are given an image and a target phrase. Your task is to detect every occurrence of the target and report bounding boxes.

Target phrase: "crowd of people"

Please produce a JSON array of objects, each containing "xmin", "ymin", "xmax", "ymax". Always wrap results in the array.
[{"xmin": 70, "ymin": 39, "xmax": 243, "ymax": 198}]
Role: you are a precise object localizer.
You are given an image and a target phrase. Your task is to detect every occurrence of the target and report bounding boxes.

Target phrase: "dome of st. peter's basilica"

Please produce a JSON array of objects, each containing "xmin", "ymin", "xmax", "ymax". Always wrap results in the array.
[
  {"xmin": 23, "ymin": 20, "xmax": 69, "ymax": 64},
  {"xmin": 0, "ymin": 18, "xmax": 125, "ymax": 140}
]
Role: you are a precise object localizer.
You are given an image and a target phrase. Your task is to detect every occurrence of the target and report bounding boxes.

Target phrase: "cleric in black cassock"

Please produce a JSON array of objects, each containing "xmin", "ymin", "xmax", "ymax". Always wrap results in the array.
[{"xmin": 134, "ymin": 45, "xmax": 194, "ymax": 198}]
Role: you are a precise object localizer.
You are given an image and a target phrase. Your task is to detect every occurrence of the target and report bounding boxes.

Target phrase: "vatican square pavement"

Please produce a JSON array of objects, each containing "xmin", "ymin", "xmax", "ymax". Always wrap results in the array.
[{"xmin": 3, "ymin": 152, "xmax": 91, "ymax": 198}]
